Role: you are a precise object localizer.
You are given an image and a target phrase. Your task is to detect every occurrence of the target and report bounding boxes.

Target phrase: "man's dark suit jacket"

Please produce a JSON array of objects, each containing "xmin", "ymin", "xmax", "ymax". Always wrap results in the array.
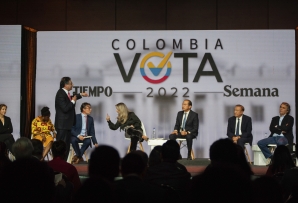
[
  {"xmin": 71, "ymin": 114, "xmax": 98, "ymax": 146},
  {"xmin": 55, "ymin": 88, "xmax": 82, "ymax": 130},
  {"xmin": 268, "ymin": 114, "xmax": 294, "ymax": 145},
  {"xmin": 174, "ymin": 110, "xmax": 199, "ymax": 137},
  {"xmin": 227, "ymin": 115, "xmax": 253, "ymax": 145}
]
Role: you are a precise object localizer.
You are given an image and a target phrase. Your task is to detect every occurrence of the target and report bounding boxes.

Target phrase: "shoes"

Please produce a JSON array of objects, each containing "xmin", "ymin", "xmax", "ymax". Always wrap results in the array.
[
  {"xmin": 266, "ymin": 157, "xmax": 272, "ymax": 166},
  {"xmin": 187, "ymin": 156, "xmax": 192, "ymax": 160},
  {"xmin": 142, "ymin": 135, "xmax": 149, "ymax": 142},
  {"xmin": 74, "ymin": 157, "xmax": 84, "ymax": 164},
  {"xmin": 71, "ymin": 155, "xmax": 78, "ymax": 164}
]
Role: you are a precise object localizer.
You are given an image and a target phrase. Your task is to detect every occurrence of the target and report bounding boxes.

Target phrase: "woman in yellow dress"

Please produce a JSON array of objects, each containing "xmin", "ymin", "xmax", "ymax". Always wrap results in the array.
[{"xmin": 31, "ymin": 107, "xmax": 56, "ymax": 160}]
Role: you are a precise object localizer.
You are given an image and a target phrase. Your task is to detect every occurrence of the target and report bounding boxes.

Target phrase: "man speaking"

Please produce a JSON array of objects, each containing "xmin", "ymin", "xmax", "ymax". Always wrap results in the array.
[{"xmin": 55, "ymin": 77, "xmax": 88, "ymax": 160}]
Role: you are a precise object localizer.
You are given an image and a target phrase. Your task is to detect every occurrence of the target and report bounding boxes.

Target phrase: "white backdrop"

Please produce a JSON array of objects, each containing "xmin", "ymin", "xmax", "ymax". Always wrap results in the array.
[
  {"xmin": 0, "ymin": 25, "xmax": 21, "ymax": 140},
  {"xmin": 36, "ymin": 30, "xmax": 295, "ymax": 158}
]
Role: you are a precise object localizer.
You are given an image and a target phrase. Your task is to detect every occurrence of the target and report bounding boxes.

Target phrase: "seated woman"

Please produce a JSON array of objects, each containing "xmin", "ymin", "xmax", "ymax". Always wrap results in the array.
[
  {"xmin": 106, "ymin": 103, "xmax": 148, "ymax": 152},
  {"xmin": 0, "ymin": 104, "xmax": 15, "ymax": 154},
  {"xmin": 31, "ymin": 107, "xmax": 56, "ymax": 160}
]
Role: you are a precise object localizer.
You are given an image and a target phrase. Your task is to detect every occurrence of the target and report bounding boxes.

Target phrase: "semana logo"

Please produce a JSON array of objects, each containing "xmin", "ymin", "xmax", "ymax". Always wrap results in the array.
[{"xmin": 140, "ymin": 51, "xmax": 172, "ymax": 84}]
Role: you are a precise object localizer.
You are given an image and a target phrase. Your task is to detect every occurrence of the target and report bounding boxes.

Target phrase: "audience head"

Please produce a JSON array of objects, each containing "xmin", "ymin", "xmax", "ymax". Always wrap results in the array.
[
  {"xmin": 12, "ymin": 137, "xmax": 33, "ymax": 159},
  {"xmin": 121, "ymin": 152, "xmax": 146, "ymax": 177},
  {"xmin": 60, "ymin": 76, "xmax": 72, "ymax": 90},
  {"xmin": 0, "ymin": 157, "xmax": 55, "ymax": 202},
  {"xmin": 89, "ymin": 145, "xmax": 120, "ymax": 181},
  {"xmin": 31, "ymin": 139, "xmax": 43, "ymax": 160},
  {"xmin": 271, "ymin": 145, "xmax": 295, "ymax": 172},
  {"xmin": 162, "ymin": 140, "xmax": 180, "ymax": 162},
  {"xmin": 191, "ymin": 164, "xmax": 253, "ymax": 203},
  {"xmin": 210, "ymin": 138, "xmax": 238, "ymax": 163},
  {"xmin": 51, "ymin": 140, "xmax": 67, "ymax": 159},
  {"xmin": 41, "ymin": 106, "xmax": 51, "ymax": 122},
  {"xmin": 280, "ymin": 102, "xmax": 290, "ymax": 115},
  {"xmin": 209, "ymin": 138, "xmax": 253, "ymax": 179},
  {"xmin": 0, "ymin": 141, "xmax": 8, "ymax": 157},
  {"xmin": 148, "ymin": 146, "xmax": 162, "ymax": 167},
  {"xmin": 0, "ymin": 104, "xmax": 7, "ymax": 116},
  {"xmin": 130, "ymin": 150, "xmax": 148, "ymax": 167}
]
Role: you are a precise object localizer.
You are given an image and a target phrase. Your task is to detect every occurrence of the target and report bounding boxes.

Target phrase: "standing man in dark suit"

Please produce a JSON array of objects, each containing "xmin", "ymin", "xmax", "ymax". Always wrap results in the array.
[
  {"xmin": 257, "ymin": 102, "xmax": 294, "ymax": 164},
  {"xmin": 71, "ymin": 102, "xmax": 98, "ymax": 164},
  {"xmin": 227, "ymin": 104, "xmax": 253, "ymax": 149},
  {"xmin": 55, "ymin": 77, "xmax": 88, "ymax": 161},
  {"xmin": 169, "ymin": 99, "xmax": 199, "ymax": 160}
]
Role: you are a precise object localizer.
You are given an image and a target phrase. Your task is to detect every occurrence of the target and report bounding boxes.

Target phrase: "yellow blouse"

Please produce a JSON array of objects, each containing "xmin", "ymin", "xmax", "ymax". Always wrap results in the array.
[{"xmin": 31, "ymin": 116, "xmax": 55, "ymax": 136}]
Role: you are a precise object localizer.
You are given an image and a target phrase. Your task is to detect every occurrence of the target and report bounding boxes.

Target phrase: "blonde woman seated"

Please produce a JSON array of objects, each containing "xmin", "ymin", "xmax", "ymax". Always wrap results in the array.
[
  {"xmin": 106, "ymin": 103, "xmax": 148, "ymax": 152},
  {"xmin": 31, "ymin": 107, "xmax": 56, "ymax": 160}
]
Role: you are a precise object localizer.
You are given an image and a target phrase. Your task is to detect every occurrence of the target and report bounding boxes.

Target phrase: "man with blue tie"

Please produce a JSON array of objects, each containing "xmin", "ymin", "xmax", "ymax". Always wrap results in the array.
[
  {"xmin": 71, "ymin": 102, "xmax": 98, "ymax": 164},
  {"xmin": 227, "ymin": 104, "xmax": 253, "ymax": 149},
  {"xmin": 169, "ymin": 100, "xmax": 199, "ymax": 160}
]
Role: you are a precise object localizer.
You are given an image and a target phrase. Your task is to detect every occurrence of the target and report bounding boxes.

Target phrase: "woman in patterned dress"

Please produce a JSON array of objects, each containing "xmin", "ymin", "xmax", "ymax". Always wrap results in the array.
[{"xmin": 31, "ymin": 107, "xmax": 56, "ymax": 160}]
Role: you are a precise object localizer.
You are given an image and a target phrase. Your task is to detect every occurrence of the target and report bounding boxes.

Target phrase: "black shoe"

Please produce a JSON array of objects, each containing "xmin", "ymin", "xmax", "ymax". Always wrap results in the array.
[{"xmin": 187, "ymin": 156, "xmax": 192, "ymax": 160}]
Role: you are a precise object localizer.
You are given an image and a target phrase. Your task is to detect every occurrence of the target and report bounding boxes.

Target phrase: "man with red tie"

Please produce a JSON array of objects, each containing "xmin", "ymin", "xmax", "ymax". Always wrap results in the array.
[
  {"xmin": 55, "ymin": 77, "xmax": 88, "ymax": 161},
  {"xmin": 71, "ymin": 102, "xmax": 98, "ymax": 164}
]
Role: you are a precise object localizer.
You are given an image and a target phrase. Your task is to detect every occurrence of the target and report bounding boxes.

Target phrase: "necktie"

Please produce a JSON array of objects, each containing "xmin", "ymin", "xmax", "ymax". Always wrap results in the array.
[
  {"xmin": 85, "ymin": 116, "xmax": 88, "ymax": 136},
  {"xmin": 235, "ymin": 118, "xmax": 240, "ymax": 136},
  {"xmin": 182, "ymin": 113, "xmax": 187, "ymax": 130},
  {"xmin": 67, "ymin": 92, "xmax": 71, "ymax": 101}
]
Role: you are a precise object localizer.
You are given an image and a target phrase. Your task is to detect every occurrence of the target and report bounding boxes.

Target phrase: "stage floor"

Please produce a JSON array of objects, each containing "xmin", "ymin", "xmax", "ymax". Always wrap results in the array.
[{"xmin": 74, "ymin": 158, "xmax": 268, "ymax": 177}]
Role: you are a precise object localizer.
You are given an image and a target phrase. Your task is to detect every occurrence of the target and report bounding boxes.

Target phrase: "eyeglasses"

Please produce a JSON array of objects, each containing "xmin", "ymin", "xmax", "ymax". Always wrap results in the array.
[{"xmin": 84, "ymin": 107, "xmax": 92, "ymax": 110}]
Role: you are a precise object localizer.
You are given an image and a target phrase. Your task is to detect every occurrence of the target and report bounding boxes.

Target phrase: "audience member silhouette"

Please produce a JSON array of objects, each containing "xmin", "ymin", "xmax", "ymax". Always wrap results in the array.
[
  {"xmin": 115, "ymin": 152, "xmax": 166, "ymax": 203},
  {"xmin": 0, "ymin": 141, "xmax": 11, "ymax": 175},
  {"xmin": 88, "ymin": 145, "xmax": 120, "ymax": 182},
  {"xmin": 48, "ymin": 140, "xmax": 81, "ymax": 193},
  {"xmin": 73, "ymin": 145, "xmax": 120, "ymax": 203},
  {"xmin": 281, "ymin": 167, "xmax": 298, "ymax": 202},
  {"xmin": 266, "ymin": 145, "xmax": 295, "ymax": 177},
  {"xmin": 208, "ymin": 138, "xmax": 253, "ymax": 180},
  {"xmin": 190, "ymin": 138, "xmax": 254, "ymax": 203},
  {"xmin": 148, "ymin": 146, "xmax": 162, "ymax": 167},
  {"xmin": 12, "ymin": 137, "xmax": 33, "ymax": 159},
  {"xmin": 145, "ymin": 140, "xmax": 191, "ymax": 201},
  {"xmin": 31, "ymin": 139, "xmax": 44, "ymax": 160},
  {"xmin": 0, "ymin": 156, "xmax": 55, "ymax": 202},
  {"xmin": 252, "ymin": 176, "xmax": 283, "ymax": 203}
]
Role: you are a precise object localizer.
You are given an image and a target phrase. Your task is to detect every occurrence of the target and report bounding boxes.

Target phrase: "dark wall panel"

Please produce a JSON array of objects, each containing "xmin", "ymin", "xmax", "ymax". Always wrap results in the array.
[
  {"xmin": 67, "ymin": 0, "xmax": 115, "ymax": 30},
  {"xmin": 218, "ymin": 0, "xmax": 268, "ymax": 29},
  {"xmin": 269, "ymin": 0, "xmax": 298, "ymax": 29},
  {"xmin": 116, "ymin": 0, "xmax": 166, "ymax": 30},
  {"xmin": 0, "ymin": 0, "xmax": 18, "ymax": 24},
  {"xmin": 167, "ymin": 0, "xmax": 216, "ymax": 30},
  {"xmin": 18, "ymin": 0, "xmax": 66, "ymax": 31}
]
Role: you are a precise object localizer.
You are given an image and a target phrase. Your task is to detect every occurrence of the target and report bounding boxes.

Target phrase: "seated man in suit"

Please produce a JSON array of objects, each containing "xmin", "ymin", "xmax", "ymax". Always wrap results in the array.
[
  {"xmin": 257, "ymin": 102, "xmax": 294, "ymax": 164},
  {"xmin": 226, "ymin": 104, "xmax": 253, "ymax": 149},
  {"xmin": 169, "ymin": 99, "xmax": 199, "ymax": 160},
  {"xmin": 71, "ymin": 102, "xmax": 98, "ymax": 164}
]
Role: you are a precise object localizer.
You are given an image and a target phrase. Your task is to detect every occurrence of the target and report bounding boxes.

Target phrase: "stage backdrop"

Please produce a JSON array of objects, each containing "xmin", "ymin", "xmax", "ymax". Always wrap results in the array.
[
  {"xmin": 0, "ymin": 25, "xmax": 21, "ymax": 140},
  {"xmin": 36, "ymin": 30, "xmax": 295, "ymax": 158}
]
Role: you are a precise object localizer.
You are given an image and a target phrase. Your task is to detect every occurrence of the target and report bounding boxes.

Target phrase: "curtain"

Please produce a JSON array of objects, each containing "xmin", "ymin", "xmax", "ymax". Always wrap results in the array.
[{"xmin": 20, "ymin": 26, "xmax": 37, "ymax": 138}]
